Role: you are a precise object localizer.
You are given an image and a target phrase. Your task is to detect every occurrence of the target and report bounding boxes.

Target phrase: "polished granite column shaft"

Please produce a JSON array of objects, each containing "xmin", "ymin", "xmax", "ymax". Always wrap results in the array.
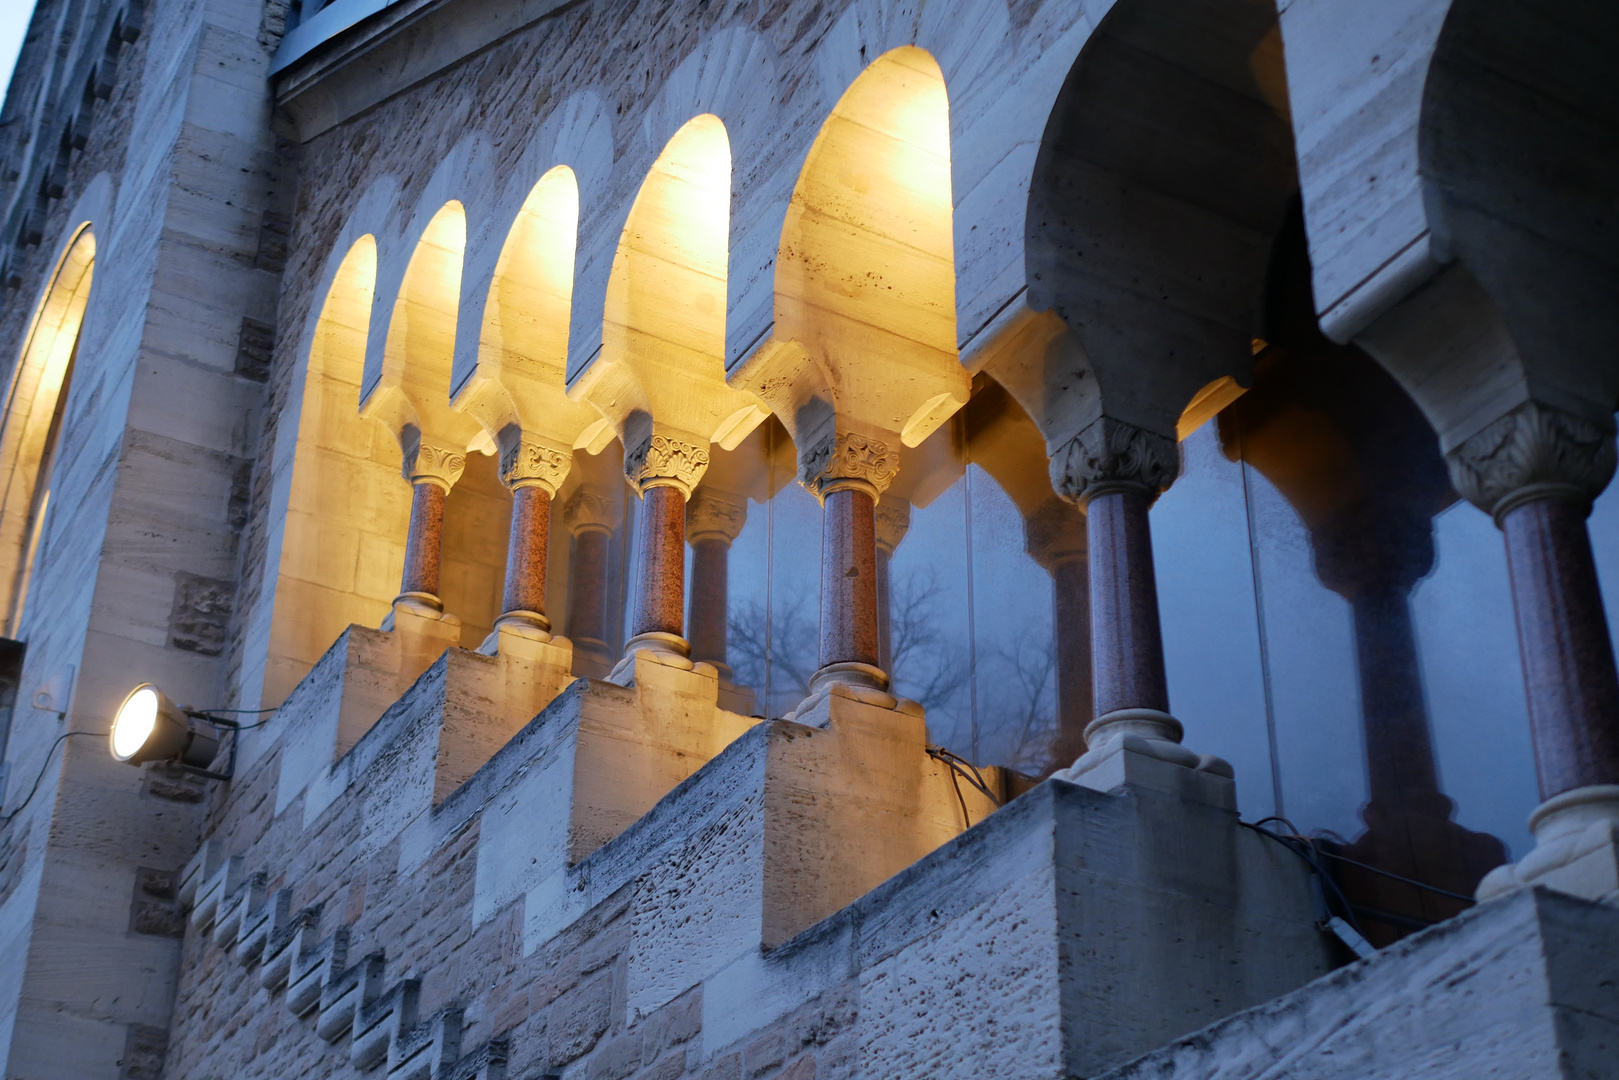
[
  {"xmin": 1085, "ymin": 487, "xmax": 1169, "ymax": 718},
  {"xmin": 820, "ymin": 486, "xmax": 880, "ymax": 669},
  {"xmin": 499, "ymin": 485, "xmax": 551, "ymax": 631},
  {"xmin": 633, "ymin": 484, "xmax": 686, "ymax": 640}
]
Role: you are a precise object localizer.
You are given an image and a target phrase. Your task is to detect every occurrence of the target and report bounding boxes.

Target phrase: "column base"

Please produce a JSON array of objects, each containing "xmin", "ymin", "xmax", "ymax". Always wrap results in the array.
[
  {"xmin": 1476, "ymin": 785, "xmax": 1619, "ymax": 903},
  {"xmin": 1054, "ymin": 708, "xmax": 1233, "ymax": 795},
  {"xmin": 383, "ymin": 592, "xmax": 447, "ymax": 629},
  {"xmin": 607, "ymin": 632, "xmax": 694, "ymax": 684},
  {"xmin": 477, "ymin": 610, "xmax": 553, "ymax": 653},
  {"xmin": 785, "ymin": 662, "xmax": 922, "ymax": 727}
]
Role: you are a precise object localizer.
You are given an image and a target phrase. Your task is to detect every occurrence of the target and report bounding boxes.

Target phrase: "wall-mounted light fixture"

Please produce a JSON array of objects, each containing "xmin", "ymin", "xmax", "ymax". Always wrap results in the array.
[{"xmin": 108, "ymin": 683, "xmax": 238, "ymax": 779}]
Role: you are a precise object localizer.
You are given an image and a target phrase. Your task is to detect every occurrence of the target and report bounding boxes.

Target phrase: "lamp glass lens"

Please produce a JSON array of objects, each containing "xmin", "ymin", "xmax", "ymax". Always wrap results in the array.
[{"xmin": 112, "ymin": 686, "xmax": 159, "ymax": 760}]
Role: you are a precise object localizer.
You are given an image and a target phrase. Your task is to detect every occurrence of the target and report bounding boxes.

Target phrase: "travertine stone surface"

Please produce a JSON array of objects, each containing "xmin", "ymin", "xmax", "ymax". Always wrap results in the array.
[{"xmin": 1097, "ymin": 888, "xmax": 1619, "ymax": 1080}]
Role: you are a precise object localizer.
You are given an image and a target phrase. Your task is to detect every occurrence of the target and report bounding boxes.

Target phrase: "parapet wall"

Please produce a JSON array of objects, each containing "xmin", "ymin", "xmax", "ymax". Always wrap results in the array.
[{"xmin": 159, "ymin": 621, "xmax": 1333, "ymax": 1080}]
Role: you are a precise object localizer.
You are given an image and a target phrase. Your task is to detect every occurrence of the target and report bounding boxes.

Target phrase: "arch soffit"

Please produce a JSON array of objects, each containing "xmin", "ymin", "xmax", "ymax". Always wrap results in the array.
[
  {"xmin": 361, "ymin": 131, "xmax": 492, "ymax": 412},
  {"xmin": 453, "ymin": 90, "xmax": 615, "ymax": 403},
  {"xmin": 568, "ymin": 26, "xmax": 780, "ymax": 384},
  {"xmin": 796, "ymin": 0, "xmax": 1108, "ymax": 361}
]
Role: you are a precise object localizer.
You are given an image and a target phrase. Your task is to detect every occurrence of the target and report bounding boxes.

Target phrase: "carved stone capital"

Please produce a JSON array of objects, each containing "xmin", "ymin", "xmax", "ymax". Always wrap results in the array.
[
  {"xmin": 686, "ymin": 489, "xmax": 747, "ymax": 545},
  {"xmin": 500, "ymin": 436, "xmax": 572, "ymax": 496},
  {"xmin": 800, "ymin": 431, "xmax": 899, "ymax": 502},
  {"xmin": 1048, "ymin": 417, "xmax": 1179, "ymax": 507},
  {"xmin": 625, "ymin": 433, "xmax": 710, "ymax": 497},
  {"xmin": 875, "ymin": 499, "xmax": 911, "ymax": 555},
  {"xmin": 563, "ymin": 488, "xmax": 616, "ymax": 535},
  {"xmin": 406, "ymin": 441, "xmax": 466, "ymax": 490},
  {"xmin": 1447, "ymin": 401, "xmax": 1617, "ymax": 523},
  {"xmin": 1024, "ymin": 498, "xmax": 1087, "ymax": 570}
]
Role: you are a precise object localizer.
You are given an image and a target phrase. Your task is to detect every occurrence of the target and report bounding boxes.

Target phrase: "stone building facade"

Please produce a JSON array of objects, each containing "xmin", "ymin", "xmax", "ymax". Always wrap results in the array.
[{"xmin": 0, "ymin": 0, "xmax": 1615, "ymax": 1078}]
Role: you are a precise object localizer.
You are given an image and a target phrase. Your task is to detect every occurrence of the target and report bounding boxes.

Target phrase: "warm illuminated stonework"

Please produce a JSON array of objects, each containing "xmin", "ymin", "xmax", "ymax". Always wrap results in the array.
[{"xmin": 0, "ymin": 1, "xmax": 1616, "ymax": 1079}]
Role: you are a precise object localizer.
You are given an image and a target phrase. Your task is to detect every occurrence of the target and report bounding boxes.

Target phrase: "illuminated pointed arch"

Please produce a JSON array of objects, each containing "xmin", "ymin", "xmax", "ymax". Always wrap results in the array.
[
  {"xmin": 261, "ymin": 235, "xmax": 415, "ymax": 705},
  {"xmin": 774, "ymin": 46, "xmax": 961, "ymax": 445},
  {"xmin": 0, "ymin": 225, "xmax": 95, "ymax": 634}
]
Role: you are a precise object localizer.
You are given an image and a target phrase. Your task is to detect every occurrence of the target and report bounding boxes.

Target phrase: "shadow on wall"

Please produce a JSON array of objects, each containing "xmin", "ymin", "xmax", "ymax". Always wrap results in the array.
[{"xmin": 1219, "ymin": 205, "xmax": 1508, "ymax": 945}]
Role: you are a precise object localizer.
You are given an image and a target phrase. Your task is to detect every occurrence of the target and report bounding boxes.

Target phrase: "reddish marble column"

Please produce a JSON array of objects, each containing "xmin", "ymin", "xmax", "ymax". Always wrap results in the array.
[
  {"xmin": 563, "ymin": 488, "xmax": 616, "ymax": 655},
  {"xmin": 1447, "ymin": 402, "xmax": 1619, "ymax": 801},
  {"xmin": 632, "ymin": 484, "xmax": 687, "ymax": 640},
  {"xmin": 1085, "ymin": 487, "xmax": 1170, "ymax": 718},
  {"xmin": 566, "ymin": 527, "xmax": 610, "ymax": 651},
  {"xmin": 1048, "ymin": 417, "xmax": 1189, "ymax": 771},
  {"xmin": 874, "ymin": 500, "xmax": 911, "ymax": 673},
  {"xmin": 1501, "ymin": 496, "xmax": 1619, "ymax": 799},
  {"xmin": 819, "ymin": 486, "xmax": 881, "ymax": 670},
  {"xmin": 1025, "ymin": 498, "xmax": 1093, "ymax": 764},
  {"xmin": 400, "ymin": 481, "xmax": 446, "ymax": 604},
  {"xmin": 687, "ymin": 490, "xmax": 746, "ymax": 675},
  {"xmin": 498, "ymin": 485, "xmax": 552, "ymax": 632},
  {"xmin": 395, "ymin": 443, "xmax": 465, "ymax": 616}
]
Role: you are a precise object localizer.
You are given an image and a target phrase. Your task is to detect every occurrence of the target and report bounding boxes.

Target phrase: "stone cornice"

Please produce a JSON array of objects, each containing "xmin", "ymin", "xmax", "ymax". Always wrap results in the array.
[
  {"xmin": 1447, "ymin": 401, "xmax": 1617, "ymax": 523},
  {"xmin": 1049, "ymin": 417, "xmax": 1178, "ymax": 507}
]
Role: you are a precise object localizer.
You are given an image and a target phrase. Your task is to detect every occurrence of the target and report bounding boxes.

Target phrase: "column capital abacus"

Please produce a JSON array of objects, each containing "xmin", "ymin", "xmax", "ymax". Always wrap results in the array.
[
  {"xmin": 800, "ymin": 430, "xmax": 899, "ymax": 503},
  {"xmin": 500, "ymin": 436, "xmax": 572, "ymax": 496},
  {"xmin": 405, "ymin": 441, "xmax": 467, "ymax": 490},
  {"xmin": 1446, "ymin": 400, "xmax": 1617, "ymax": 524},
  {"xmin": 563, "ymin": 488, "xmax": 616, "ymax": 536},
  {"xmin": 686, "ymin": 489, "xmax": 747, "ymax": 546},
  {"xmin": 1048, "ymin": 416, "xmax": 1179, "ymax": 508},
  {"xmin": 625, "ymin": 433, "xmax": 710, "ymax": 498}
]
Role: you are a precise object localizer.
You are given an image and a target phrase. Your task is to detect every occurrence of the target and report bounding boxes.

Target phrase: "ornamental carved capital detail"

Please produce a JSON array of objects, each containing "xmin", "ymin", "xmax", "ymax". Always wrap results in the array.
[
  {"xmin": 800, "ymin": 431, "xmax": 899, "ymax": 501},
  {"xmin": 625, "ymin": 434, "xmax": 710, "ymax": 497},
  {"xmin": 1024, "ymin": 497, "xmax": 1087, "ymax": 570},
  {"xmin": 1048, "ymin": 417, "xmax": 1178, "ymax": 506},
  {"xmin": 563, "ymin": 488, "xmax": 616, "ymax": 535},
  {"xmin": 501, "ymin": 437, "xmax": 571, "ymax": 496},
  {"xmin": 686, "ymin": 490, "xmax": 747, "ymax": 545},
  {"xmin": 874, "ymin": 499, "xmax": 911, "ymax": 555},
  {"xmin": 406, "ymin": 441, "xmax": 466, "ymax": 490},
  {"xmin": 1447, "ymin": 401, "xmax": 1618, "ymax": 522}
]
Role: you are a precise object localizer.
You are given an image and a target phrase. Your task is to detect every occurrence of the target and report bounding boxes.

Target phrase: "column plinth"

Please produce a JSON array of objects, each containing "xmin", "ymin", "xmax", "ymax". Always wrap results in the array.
[{"xmin": 1453, "ymin": 403, "xmax": 1619, "ymax": 902}]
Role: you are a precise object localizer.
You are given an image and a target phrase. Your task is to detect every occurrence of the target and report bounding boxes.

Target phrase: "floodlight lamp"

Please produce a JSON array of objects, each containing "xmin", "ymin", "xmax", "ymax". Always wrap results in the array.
[{"xmin": 109, "ymin": 683, "xmax": 232, "ymax": 775}]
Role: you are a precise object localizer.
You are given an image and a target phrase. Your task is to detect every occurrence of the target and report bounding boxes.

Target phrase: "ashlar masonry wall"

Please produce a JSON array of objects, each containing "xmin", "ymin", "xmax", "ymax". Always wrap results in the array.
[{"xmin": 160, "ymin": 621, "xmax": 1331, "ymax": 1080}]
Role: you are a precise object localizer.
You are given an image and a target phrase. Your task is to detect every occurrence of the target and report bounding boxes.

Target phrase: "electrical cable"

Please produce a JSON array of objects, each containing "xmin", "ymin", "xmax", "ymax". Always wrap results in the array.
[
  {"xmin": 1, "ymin": 730, "xmax": 97, "ymax": 825},
  {"xmin": 1247, "ymin": 817, "xmax": 1476, "ymax": 904},
  {"xmin": 1240, "ymin": 819, "xmax": 1371, "ymax": 944},
  {"xmin": 926, "ymin": 745, "xmax": 1003, "ymax": 808}
]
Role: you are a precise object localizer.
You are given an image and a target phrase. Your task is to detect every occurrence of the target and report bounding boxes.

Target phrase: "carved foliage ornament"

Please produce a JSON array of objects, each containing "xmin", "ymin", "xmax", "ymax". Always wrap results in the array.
[
  {"xmin": 501, "ymin": 438, "xmax": 571, "ymax": 495},
  {"xmin": 564, "ymin": 489, "xmax": 616, "ymax": 534},
  {"xmin": 407, "ymin": 442, "xmax": 466, "ymax": 489},
  {"xmin": 1447, "ymin": 401, "xmax": 1618, "ymax": 522},
  {"xmin": 1049, "ymin": 417, "xmax": 1178, "ymax": 506},
  {"xmin": 625, "ymin": 434, "xmax": 710, "ymax": 496},
  {"xmin": 686, "ymin": 490, "xmax": 748, "ymax": 544},
  {"xmin": 801, "ymin": 431, "xmax": 898, "ymax": 500}
]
